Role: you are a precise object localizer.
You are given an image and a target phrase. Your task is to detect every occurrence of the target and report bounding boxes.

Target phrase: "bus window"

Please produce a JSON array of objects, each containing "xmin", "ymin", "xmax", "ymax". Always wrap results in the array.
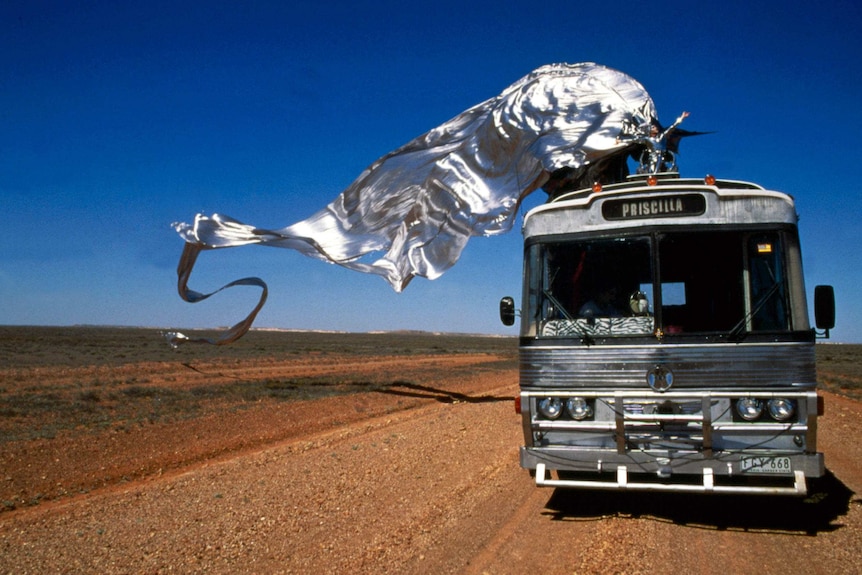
[
  {"xmin": 658, "ymin": 230, "xmax": 792, "ymax": 335},
  {"xmin": 747, "ymin": 235, "xmax": 789, "ymax": 331},
  {"xmin": 658, "ymin": 232, "xmax": 745, "ymax": 333},
  {"xmin": 531, "ymin": 237, "xmax": 654, "ymax": 338},
  {"xmin": 528, "ymin": 230, "xmax": 795, "ymax": 339},
  {"xmin": 661, "ymin": 282, "xmax": 686, "ymax": 305}
]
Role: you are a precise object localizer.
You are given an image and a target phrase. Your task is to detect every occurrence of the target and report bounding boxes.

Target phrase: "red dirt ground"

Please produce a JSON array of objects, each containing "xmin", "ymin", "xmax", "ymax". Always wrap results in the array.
[{"xmin": 1, "ymin": 330, "xmax": 860, "ymax": 573}]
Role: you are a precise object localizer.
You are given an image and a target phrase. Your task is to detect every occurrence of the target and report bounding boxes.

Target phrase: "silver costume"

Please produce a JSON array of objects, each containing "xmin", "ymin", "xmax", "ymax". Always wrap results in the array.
[{"xmin": 170, "ymin": 63, "xmax": 659, "ymax": 344}]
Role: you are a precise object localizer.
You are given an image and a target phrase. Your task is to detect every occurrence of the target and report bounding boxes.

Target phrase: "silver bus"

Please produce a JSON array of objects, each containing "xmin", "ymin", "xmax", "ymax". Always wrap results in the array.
[{"xmin": 500, "ymin": 173, "xmax": 835, "ymax": 495}]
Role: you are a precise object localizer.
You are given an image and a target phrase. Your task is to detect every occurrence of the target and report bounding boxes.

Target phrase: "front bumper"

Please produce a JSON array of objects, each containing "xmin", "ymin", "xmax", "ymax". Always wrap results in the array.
[
  {"xmin": 522, "ymin": 447, "xmax": 823, "ymax": 495},
  {"xmin": 520, "ymin": 389, "xmax": 823, "ymax": 495}
]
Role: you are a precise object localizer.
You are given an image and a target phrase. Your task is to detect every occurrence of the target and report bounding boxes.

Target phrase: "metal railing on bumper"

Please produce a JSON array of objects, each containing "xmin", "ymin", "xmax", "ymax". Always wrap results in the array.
[{"xmin": 521, "ymin": 389, "xmax": 822, "ymax": 495}]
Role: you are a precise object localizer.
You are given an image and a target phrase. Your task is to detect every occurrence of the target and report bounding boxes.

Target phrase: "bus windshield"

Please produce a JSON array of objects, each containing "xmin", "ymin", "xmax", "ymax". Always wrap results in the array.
[{"xmin": 525, "ymin": 229, "xmax": 803, "ymax": 340}]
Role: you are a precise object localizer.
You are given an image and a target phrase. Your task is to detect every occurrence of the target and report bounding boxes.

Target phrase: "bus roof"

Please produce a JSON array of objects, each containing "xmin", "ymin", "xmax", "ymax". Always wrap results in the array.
[{"xmin": 523, "ymin": 174, "xmax": 797, "ymax": 238}]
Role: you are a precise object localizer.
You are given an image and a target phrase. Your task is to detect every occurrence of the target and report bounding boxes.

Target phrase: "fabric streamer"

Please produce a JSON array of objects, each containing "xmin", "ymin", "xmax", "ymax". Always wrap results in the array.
[{"xmin": 168, "ymin": 62, "xmax": 657, "ymax": 346}]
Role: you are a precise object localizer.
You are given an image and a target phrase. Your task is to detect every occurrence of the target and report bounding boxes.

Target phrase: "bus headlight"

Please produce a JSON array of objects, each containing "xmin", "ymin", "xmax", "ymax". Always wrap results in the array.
[
  {"xmin": 767, "ymin": 398, "xmax": 796, "ymax": 422},
  {"xmin": 565, "ymin": 397, "xmax": 593, "ymax": 420},
  {"xmin": 537, "ymin": 397, "xmax": 563, "ymax": 419},
  {"xmin": 736, "ymin": 398, "xmax": 763, "ymax": 421}
]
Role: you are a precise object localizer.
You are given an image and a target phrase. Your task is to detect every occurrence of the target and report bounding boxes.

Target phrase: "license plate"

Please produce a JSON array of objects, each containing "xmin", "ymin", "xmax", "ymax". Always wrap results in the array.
[{"xmin": 740, "ymin": 456, "xmax": 792, "ymax": 474}]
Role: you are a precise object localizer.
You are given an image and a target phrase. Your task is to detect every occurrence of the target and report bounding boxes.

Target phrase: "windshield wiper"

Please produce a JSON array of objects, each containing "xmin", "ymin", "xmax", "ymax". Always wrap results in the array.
[
  {"xmin": 543, "ymin": 290, "xmax": 595, "ymax": 345},
  {"xmin": 728, "ymin": 281, "xmax": 781, "ymax": 341},
  {"xmin": 543, "ymin": 289, "xmax": 573, "ymax": 320}
]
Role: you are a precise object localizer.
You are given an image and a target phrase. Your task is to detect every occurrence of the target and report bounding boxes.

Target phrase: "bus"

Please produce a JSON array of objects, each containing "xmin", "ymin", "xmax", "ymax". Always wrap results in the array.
[{"xmin": 500, "ymin": 172, "xmax": 835, "ymax": 495}]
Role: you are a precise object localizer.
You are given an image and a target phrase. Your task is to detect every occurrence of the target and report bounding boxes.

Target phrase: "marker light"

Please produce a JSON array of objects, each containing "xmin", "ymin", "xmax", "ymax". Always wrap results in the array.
[
  {"xmin": 537, "ymin": 397, "xmax": 563, "ymax": 419},
  {"xmin": 592, "ymin": 181, "xmax": 603, "ymax": 193},
  {"xmin": 704, "ymin": 174, "xmax": 716, "ymax": 185},
  {"xmin": 565, "ymin": 397, "xmax": 593, "ymax": 420},
  {"xmin": 647, "ymin": 175, "xmax": 658, "ymax": 186},
  {"xmin": 736, "ymin": 398, "xmax": 764, "ymax": 421},
  {"xmin": 767, "ymin": 398, "xmax": 796, "ymax": 422}
]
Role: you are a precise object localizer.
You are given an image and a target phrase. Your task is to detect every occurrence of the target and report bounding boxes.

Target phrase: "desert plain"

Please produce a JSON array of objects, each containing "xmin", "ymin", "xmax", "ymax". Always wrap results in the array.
[{"xmin": 1, "ymin": 326, "xmax": 861, "ymax": 574}]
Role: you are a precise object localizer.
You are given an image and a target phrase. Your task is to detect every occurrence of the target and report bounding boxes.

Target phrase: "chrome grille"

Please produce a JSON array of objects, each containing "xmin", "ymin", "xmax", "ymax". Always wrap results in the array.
[{"xmin": 520, "ymin": 342, "xmax": 815, "ymax": 389}]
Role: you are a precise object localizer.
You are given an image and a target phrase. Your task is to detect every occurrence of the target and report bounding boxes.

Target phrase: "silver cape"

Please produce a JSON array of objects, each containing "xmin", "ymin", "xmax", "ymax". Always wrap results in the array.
[{"xmin": 170, "ymin": 63, "xmax": 656, "ymax": 345}]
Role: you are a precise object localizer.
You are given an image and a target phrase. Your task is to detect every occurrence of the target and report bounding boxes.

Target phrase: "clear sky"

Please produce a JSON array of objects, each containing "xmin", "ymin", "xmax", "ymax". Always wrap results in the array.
[{"xmin": 2, "ymin": 0, "xmax": 861, "ymax": 341}]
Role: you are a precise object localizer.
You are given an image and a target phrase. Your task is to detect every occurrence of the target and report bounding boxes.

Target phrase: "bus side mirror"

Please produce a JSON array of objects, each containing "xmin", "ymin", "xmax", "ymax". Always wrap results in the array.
[
  {"xmin": 814, "ymin": 285, "xmax": 835, "ymax": 336},
  {"xmin": 500, "ymin": 296, "xmax": 516, "ymax": 326}
]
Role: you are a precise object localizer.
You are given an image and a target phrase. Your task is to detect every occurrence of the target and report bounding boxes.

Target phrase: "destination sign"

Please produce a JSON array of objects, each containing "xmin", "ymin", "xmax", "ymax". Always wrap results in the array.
[{"xmin": 602, "ymin": 193, "xmax": 706, "ymax": 221}]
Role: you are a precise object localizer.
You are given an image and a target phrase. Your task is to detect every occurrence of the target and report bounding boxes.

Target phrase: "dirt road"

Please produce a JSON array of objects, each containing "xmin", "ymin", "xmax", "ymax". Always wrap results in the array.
[{"xmin": 1, "ymin": 335, "xmax": 861, "ymax": 574}]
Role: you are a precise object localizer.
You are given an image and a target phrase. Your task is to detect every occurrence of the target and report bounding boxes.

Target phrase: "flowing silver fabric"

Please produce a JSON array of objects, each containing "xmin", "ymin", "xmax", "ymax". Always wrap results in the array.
[{"xmin": 170, "ymin": 63, "xmax": 656, "ymax": 345}]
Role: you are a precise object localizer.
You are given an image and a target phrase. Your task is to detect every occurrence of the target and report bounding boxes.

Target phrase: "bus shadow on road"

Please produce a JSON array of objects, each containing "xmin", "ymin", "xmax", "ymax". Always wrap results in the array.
[
  {"xmin": 542, "ymin": 470, "xmax": 856, "ymax": 535},
  {"xmin": 375, "ymin": 381, "xmax": 513, "ymax": 404}
]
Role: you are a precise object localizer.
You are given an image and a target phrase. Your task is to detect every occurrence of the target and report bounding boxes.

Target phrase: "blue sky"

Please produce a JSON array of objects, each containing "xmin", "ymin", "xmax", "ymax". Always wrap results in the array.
[{"xmin": 2, "ymin": 0, "xmax": 861, "ymax": 341}]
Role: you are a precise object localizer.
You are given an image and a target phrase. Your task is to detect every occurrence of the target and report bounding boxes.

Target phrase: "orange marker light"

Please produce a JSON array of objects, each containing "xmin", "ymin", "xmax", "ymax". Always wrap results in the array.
[
  {"xmin": 705, "ymin": 174, "xmax": 716, "ymax": 185},
  {"xmin": 647, "ymin": 175, "xmax": 657, "ymax": 186},
  {"xmin": 592, "ymin": 181, "xmax": 603, "ymax": 193}
]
